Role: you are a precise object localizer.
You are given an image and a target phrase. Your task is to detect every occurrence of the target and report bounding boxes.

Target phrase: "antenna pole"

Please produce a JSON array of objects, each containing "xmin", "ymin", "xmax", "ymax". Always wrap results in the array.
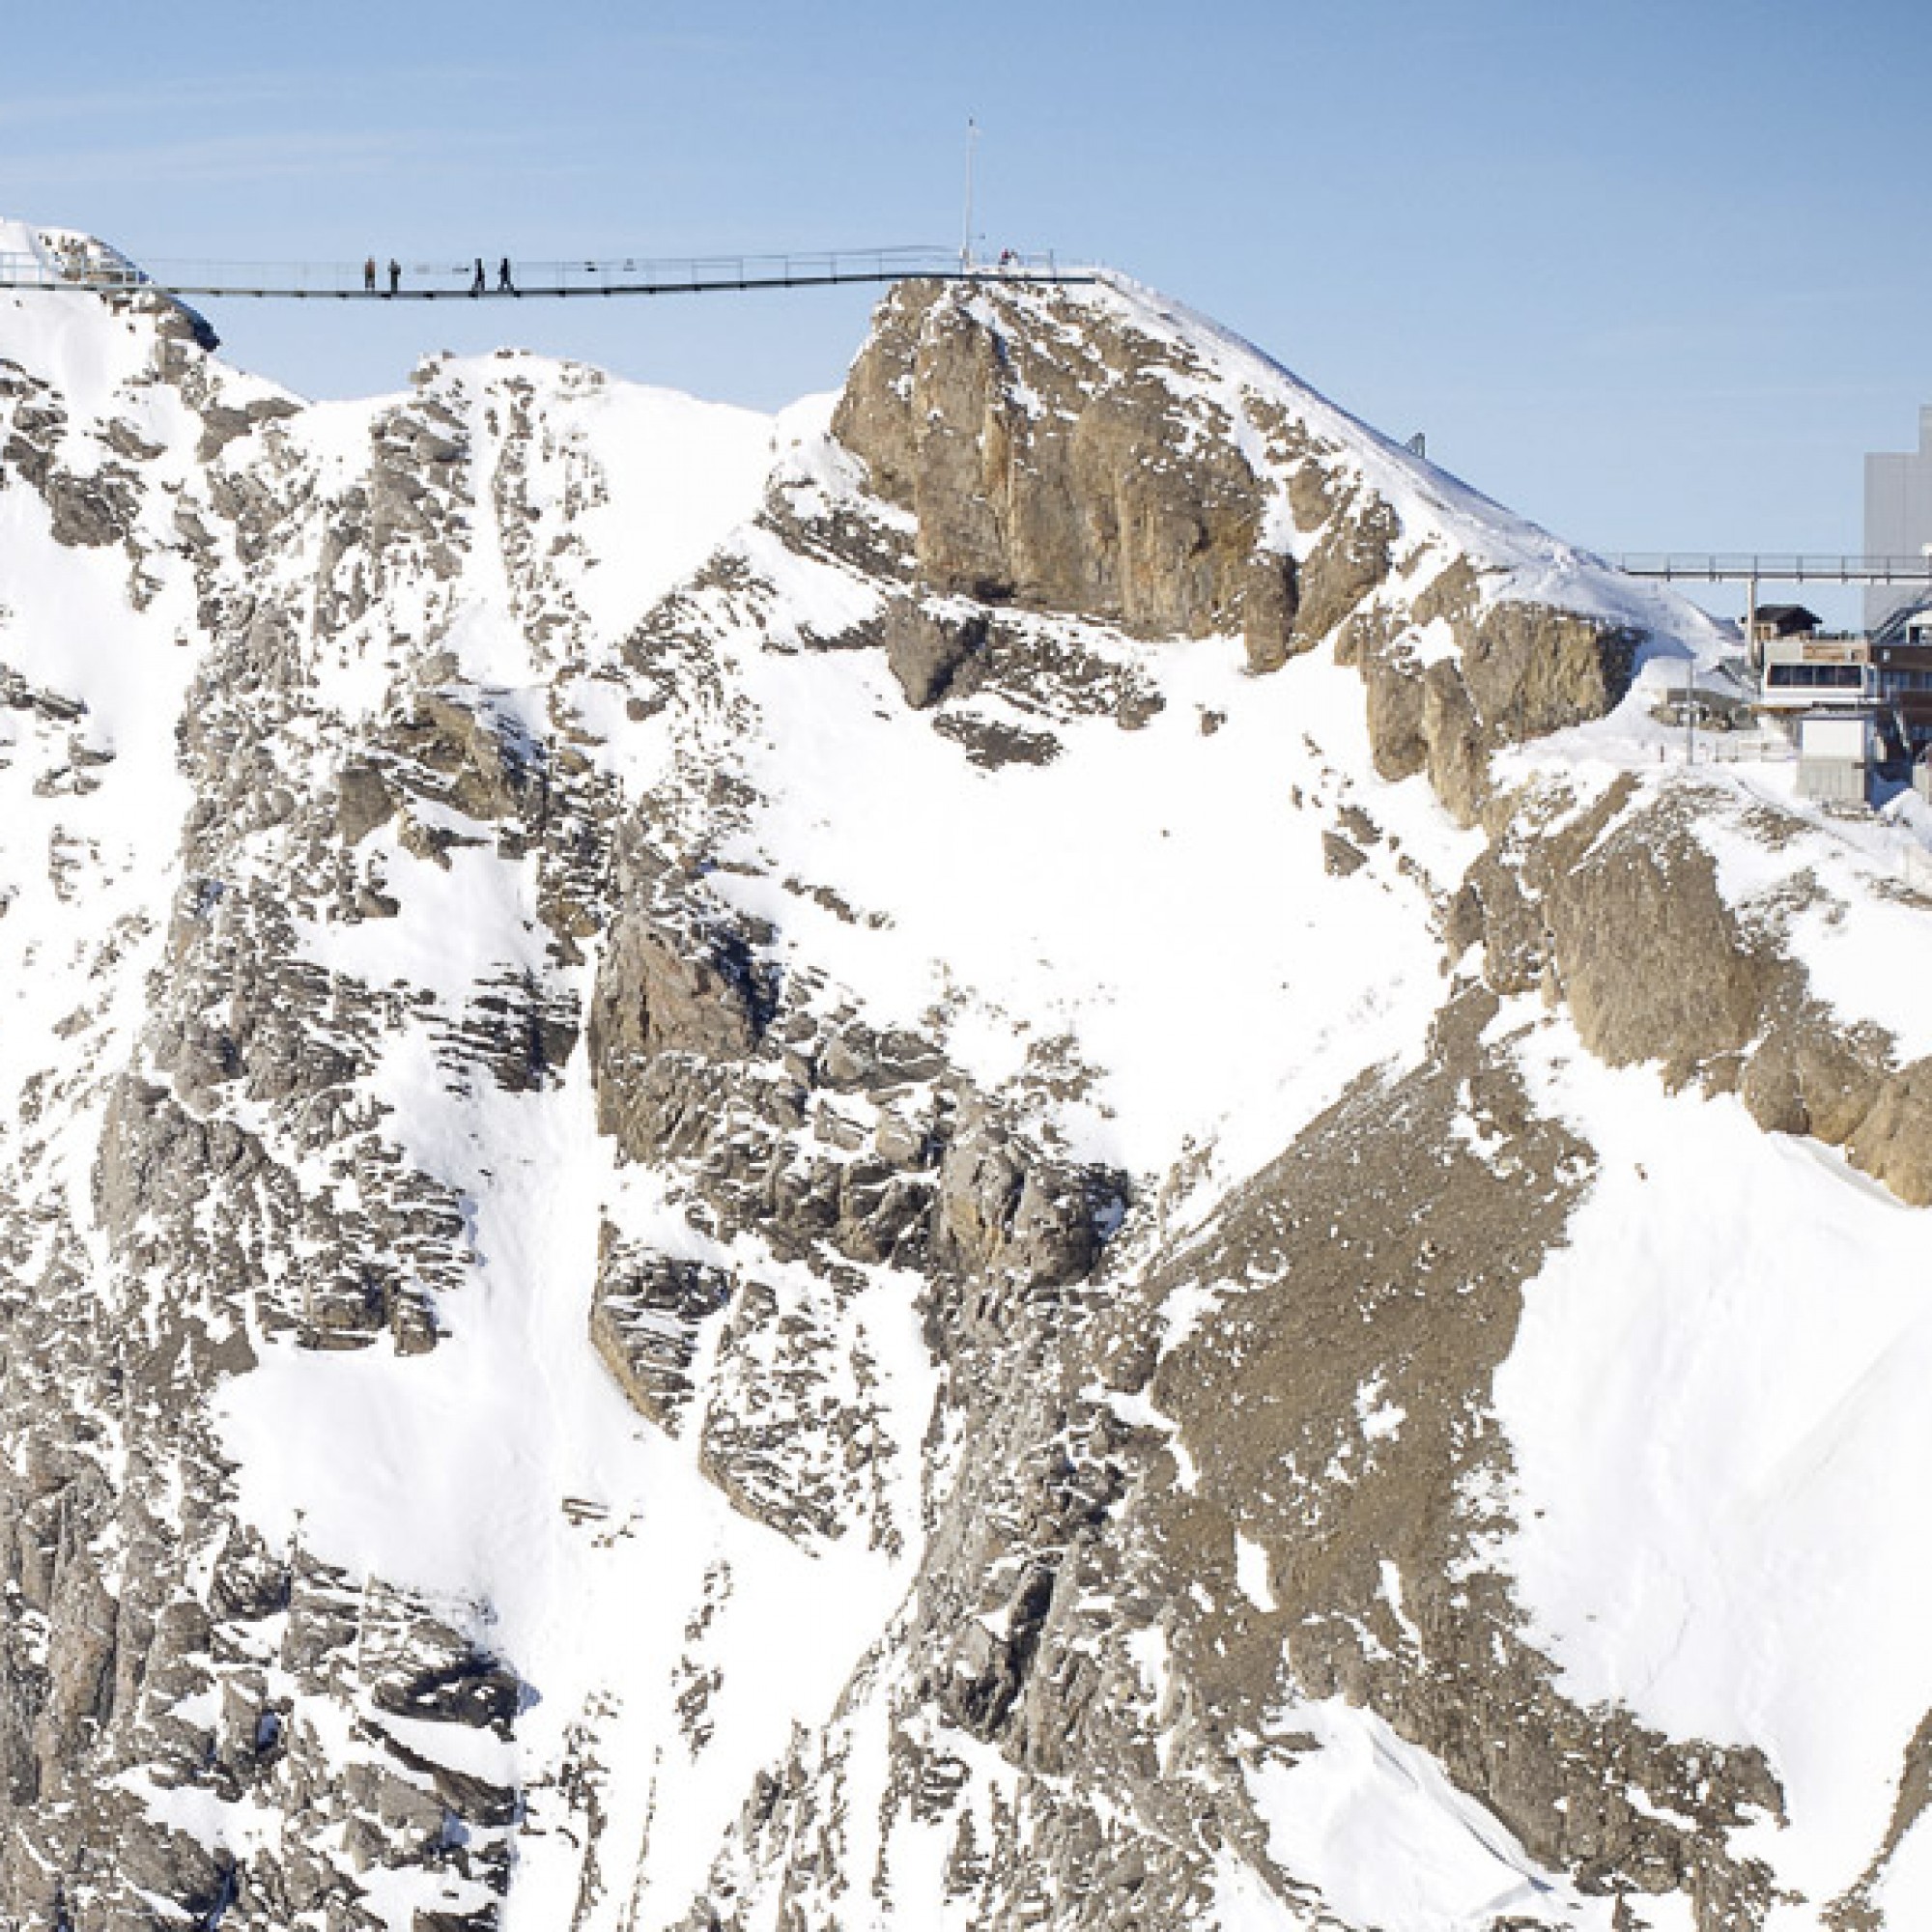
[{"xmin": 961, "ymin": 118, "xmax": 980, "ymax": 270}]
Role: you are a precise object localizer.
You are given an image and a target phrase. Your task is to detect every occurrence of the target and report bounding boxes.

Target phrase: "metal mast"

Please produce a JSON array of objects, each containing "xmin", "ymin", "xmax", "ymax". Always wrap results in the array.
[{"xmin": 961, "ymin": 118, "xmax": 980, "ymax": 270}]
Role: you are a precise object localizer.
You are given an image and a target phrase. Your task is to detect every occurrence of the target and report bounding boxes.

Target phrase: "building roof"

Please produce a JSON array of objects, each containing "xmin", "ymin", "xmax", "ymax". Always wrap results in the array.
[{"xmin": 1756, "ymin": 604, "xmax": 1822, "ymax": 633}]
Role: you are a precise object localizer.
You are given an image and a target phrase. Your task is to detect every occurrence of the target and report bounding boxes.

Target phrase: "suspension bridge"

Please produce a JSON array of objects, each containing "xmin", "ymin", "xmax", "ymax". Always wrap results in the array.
[{"xmin": 0, "ymin": 232, "xmax": 1093, "ymax": 303}]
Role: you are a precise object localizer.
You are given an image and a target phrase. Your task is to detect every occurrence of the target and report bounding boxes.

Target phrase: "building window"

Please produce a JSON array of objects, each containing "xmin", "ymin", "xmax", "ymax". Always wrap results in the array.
[{"xmin": 1766, "ymin": 664, "xmax": 1864, "ymax": 689}]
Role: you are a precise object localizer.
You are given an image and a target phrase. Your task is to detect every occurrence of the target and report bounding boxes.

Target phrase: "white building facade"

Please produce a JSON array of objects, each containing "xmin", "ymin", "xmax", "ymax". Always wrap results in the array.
[{"xmin": 1864, "ymin": 405, "xmax": 1932, "ymax": 633}]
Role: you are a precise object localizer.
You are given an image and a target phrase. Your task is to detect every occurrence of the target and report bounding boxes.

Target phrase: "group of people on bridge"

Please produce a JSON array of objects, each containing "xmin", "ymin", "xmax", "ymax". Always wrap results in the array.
[{"xmin": 360, "ymin": 256, "xmax": 519, "ymax": 297}]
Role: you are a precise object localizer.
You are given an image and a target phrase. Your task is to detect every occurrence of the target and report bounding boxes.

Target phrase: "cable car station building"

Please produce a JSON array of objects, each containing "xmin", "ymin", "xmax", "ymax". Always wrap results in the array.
[{"xmin": 1711, "ymin": 414, "xmax": 1932, "ymax": 801}]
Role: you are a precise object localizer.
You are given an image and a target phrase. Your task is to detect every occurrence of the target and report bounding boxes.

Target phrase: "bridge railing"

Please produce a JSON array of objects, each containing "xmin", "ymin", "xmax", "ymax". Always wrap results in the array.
[
  {"xmin": 0, "ymin": 251, "xmax": 63, "ymax": 289},
  {"xmin": 0, "ymin": 247, "xmax": 156, "ymax": 291}
]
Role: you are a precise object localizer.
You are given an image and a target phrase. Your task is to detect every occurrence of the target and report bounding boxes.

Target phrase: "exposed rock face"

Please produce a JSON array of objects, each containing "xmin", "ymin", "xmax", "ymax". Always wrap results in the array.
[
  {"xmin": 1238, "ymin": 549, "xmax": 1300, "ymax": 674},
  {"xmin": 585, "ymin": 875, "xmax": 1124, "ymax": 1301},
  {"xmin": 590, "ymin": 1238, "xmax": 738, "ymax": 1435},
  {"xmin": 835, "ymin": 281, "xmax": 1290, "ymax": 656},
  {"xmin": 591, "ymin": 900, "xmax": 771, "ymax": 1082},
  {"xmin": 1292, "ymin": 493, "xmax": 1395, "ymax": 649},
  {"xmin": 1345, "ymin": 594, "xmax": 1642, "ymax": 827},
  {"xmin": 881, "ymin": 600, "xmax": 985, "ymax": 708},
  {"xmin": 1458, "ymin": 776, "xmax": 1932, "ymax": 1204},
  {"xmin": 1, "ymin": 245, "xmax": 1930, "ymax": 1932},
  {"xmin": 0, "ymin": 298, "xmax": 611, "ymax": 1925}
]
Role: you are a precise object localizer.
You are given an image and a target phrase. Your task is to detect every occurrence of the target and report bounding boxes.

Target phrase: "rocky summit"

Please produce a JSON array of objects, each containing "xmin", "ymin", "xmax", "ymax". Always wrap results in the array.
[{"xmin": 0, "ymin": 230, "xmax": 1931, "ymax": 1932}]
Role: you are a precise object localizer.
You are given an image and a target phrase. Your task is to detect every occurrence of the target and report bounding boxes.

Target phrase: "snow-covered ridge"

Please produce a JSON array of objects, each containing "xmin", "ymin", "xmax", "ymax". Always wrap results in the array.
[{"xmin": 1089, "ymin": 266, "xmax": 1705, "ymax": 639}]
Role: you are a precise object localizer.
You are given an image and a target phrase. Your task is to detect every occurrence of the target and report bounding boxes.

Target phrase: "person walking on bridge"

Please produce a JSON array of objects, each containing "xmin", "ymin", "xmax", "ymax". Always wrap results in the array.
[
  {"xmin": 363, "ymin": 255, "xmax": 377, "ymax": 294},
  {"xmin": 469, "ymin": 257, "xmax": 486, "ymax": 297},
  {"xmin": 387, "ymin": 257, "xmax": 400, "ymax": 297},
  {"xmin": 497, "ymin": 256, "xmax": 516, "ymax": 295}
]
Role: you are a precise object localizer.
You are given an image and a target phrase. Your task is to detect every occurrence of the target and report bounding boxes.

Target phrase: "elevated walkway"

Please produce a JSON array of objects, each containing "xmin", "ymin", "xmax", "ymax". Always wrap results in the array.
[{"xmin": 1614, "ymin": 554, "xmax": 1932, "ymax": 586}]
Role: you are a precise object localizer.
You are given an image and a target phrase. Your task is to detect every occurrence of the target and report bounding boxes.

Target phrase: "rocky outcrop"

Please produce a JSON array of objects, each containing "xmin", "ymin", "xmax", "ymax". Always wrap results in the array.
[
  {"xmin": 194, "ymin": 394, "xmax": 300, "ymax": 462},
  {"xmin": 882, "ymin": 599, "xmax": 985, "ymax": 708},
  {"xmin": 589, "ymin": 901, "xmax": 773, "ymax": 1094},
  {"xmin": 1455, "ymin": 776, "xmax": 1932, "ymax": 1204},
  {"xmin": 1344, "ymin": 589, "xmax": 1642, "ymax": 828},
  {"xmin": 590, "ymin": 1236, "xmax": 736, "ymax": 1435},
  {"xmin": 585, "ymin": 856, "xmax": 1124, "ymax": 1300},
  {"xmin": 834, "ymin": 281, "xmax": 1297, "ymax": 667},
  {"xmin": 0, "ymin": 320, "xmax": 641, "ymax": 1923},
  {"xmin": 1291, "ymin": 494, "xmax": 1395, "ymax": 650},
  {"xmin": 0, "ymin": 360, "xmax": 143, "ymax": 553}
]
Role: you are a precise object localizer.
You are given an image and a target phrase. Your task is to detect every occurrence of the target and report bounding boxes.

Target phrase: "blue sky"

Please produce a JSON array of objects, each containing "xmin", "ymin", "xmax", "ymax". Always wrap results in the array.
[{"xmin": 6, "ymin": 0, "xmax": 1927, "ymax": 622}]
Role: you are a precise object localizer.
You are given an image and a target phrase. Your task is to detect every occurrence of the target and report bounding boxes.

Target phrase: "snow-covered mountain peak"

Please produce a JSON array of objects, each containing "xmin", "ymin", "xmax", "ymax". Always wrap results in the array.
[{"xmin": 1, "ymin": 240, "xmax": 1931, "ymax": 1932}]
